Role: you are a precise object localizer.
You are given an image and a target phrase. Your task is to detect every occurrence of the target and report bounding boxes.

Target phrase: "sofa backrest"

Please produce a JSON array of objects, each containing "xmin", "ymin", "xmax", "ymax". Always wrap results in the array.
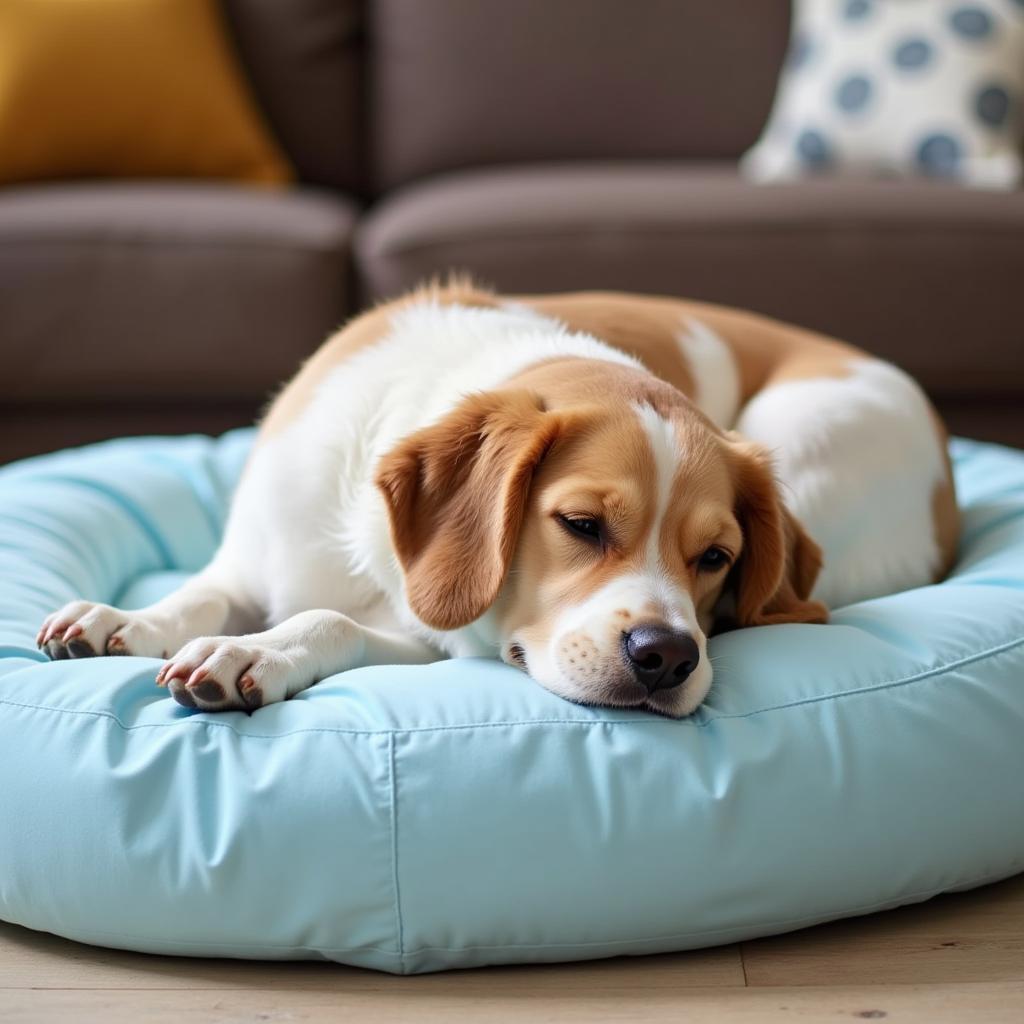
[
  {"xmin": 368, "ymin": 0, "xmax": 791, "ymax": 191},
  {"xmin": 222, "ymin": 0, "xmax": 363, "ymax": 192}
]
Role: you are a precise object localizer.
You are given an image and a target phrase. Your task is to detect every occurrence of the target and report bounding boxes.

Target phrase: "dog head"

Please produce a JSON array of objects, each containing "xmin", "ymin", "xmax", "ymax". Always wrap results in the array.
[{"xmin": 376, "ymin": 366, "xmax": 826, "ymax": 717}]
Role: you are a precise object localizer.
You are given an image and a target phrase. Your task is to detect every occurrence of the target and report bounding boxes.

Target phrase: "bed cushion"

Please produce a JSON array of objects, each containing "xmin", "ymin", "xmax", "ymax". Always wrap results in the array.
[{"xmin": 0, "ymin": 430, "xmax": 1022, "ymax": 974}]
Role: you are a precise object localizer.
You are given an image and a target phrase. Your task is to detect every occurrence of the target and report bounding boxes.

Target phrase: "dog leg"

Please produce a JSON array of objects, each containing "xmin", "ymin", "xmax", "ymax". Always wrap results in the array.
[
  {"xmin": 156, "ymin": 609, "xmax": 441, "ymax": 711},
  {"xmin": 37, "ymin": 565, "xmax": 257, "ymax": 663}
]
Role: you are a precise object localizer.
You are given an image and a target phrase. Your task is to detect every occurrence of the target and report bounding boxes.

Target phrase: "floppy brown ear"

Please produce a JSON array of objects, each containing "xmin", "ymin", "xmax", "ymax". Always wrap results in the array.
[
  {"xmin": 729, "ymin": 442, "xmax": 828, "ymax": 627},
  {"xmin": 375, "ymin": 389, "xmax": 561, "ymax": 631}
]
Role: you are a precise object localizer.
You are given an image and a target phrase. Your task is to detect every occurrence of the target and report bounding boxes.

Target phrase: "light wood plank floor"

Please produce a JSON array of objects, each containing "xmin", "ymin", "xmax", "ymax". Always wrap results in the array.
[{"xmin": 2, "ymin": 873, "xmax": 1022, "ymax": 1023}]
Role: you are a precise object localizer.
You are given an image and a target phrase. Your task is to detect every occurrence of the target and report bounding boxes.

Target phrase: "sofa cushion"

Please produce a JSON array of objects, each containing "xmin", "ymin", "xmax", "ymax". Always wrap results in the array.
[
  {"xmin": 0, "ymin": 0, "xmax": 291, "ymax": 187},
  {"xmin": 356, "ymin": 164, "xmax": 1024, "ymax": 405},
  {"xmin": 222, "ymin": 0, "xmax": 363, "ymax": 192},
  {"xmin": 368, "ymin": 0, "xmax": 790, "ymax": 190},
  {"xmin": 0, "ymin": 184, "xmax": 356, "ymax": 409}
]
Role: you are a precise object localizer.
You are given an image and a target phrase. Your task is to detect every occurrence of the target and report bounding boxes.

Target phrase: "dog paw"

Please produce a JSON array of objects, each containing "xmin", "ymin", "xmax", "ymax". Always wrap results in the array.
[
  {"xmin": 156, "ymin": 637, "xmax": 296, "ymax": 712},
  {"xmin": 37, "ymin": 602, "xmax": 170, "ymax": 660}
]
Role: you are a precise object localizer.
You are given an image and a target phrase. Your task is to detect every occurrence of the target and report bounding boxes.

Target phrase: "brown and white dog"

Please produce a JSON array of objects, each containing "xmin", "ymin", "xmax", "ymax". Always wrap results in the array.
[{"xmin": 37, "ymin": 282, "xmax": 959, "ymax": 718}]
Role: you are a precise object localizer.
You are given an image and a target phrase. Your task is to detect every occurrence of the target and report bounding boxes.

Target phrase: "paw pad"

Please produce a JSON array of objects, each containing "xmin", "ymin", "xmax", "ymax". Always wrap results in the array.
[
  {"xmin": 189, "ymin": 679, "xmax": 226, "ymax": 704},
  {"xmin": 239, "ymin": 676, "xmax": 263, "ymax": 709},
  {"xmin": 167, "ymin": 679, "xmax": 197, "ymax": 708}
]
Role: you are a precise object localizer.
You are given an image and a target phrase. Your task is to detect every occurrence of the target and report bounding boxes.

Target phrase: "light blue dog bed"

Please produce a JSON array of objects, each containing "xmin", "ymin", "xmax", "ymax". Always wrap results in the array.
[{"xmin": 0, "ymin": 430, "xmax": 1022, "ymax": 974}]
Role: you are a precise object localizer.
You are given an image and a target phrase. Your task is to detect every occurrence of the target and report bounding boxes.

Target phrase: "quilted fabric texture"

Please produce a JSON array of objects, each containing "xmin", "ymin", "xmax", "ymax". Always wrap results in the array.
[
  {"xmin": 743, "ymin": 0, "xmax": 1024, "ymax": 188},
  {"xmin": 0, "ymin": 431, "xmax": 1022, "ymax": 973}
]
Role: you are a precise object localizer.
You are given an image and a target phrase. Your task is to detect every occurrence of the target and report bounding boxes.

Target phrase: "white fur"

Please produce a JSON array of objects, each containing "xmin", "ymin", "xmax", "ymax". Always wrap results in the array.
[
  {"xmin": 734, "ymin": 358, "xmax": 946, "ymax": 608},
  {"xmin": 633, "ymin": 403, "xmax": 712, "ymax": 714},
  {"xmin": 677, "ymin": 318, "xmax": 741, "ymax": 429},
  {"xmin": 635, "ymin": 402, "xmax": 678, "ymax": 579}
]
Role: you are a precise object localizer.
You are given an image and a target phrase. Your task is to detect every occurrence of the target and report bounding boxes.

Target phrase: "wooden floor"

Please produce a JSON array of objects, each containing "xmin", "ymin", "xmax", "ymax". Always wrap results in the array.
[{"xmin": 3, "ymin": 873, "xmax": 1022, "ymax": 1023}]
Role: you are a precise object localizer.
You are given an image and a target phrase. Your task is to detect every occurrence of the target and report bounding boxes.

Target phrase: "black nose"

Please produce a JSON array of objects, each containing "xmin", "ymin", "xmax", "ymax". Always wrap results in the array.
[{"xmin": 624, "ymin": 626, "xmax": 700, "ymax": 693}]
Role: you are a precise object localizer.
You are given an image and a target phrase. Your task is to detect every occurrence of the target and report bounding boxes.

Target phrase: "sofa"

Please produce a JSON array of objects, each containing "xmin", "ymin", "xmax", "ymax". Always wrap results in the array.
[{"xmin": 2, "ymin": 0, "xmax": 1022, "ymax": 464}]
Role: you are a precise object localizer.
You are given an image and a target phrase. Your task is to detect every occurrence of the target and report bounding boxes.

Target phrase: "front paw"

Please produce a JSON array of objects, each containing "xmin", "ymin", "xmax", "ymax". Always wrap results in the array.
[
  {"xmin": 37, "ymin": 602, "xmax": 169, "ymax": 660},
  {"xmin": 157, "ymin": 637, "xmax": 295, "ymax": 712}
]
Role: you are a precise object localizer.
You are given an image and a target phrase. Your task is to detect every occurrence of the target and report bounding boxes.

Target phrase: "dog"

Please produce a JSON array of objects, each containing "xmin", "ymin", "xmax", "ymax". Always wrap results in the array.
[{"xmin": 37, "ymin": 282, "xmax": 959, "ymax": 718}]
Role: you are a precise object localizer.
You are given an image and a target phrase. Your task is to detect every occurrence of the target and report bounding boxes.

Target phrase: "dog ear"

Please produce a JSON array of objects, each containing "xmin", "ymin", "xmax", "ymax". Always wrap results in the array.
[
  {"xmin": 727, "ymin": 441, "xmax": 828, "ymax": 627},
  {"xmin": 375, "ymin": 389, "xmax": 561, "ymax": 631}
]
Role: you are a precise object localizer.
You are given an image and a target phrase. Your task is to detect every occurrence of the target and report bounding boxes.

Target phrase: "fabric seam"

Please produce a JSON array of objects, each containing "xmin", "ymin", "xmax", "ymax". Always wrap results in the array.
[{"xmin": 387, "ymin": 732, "xmax": 406, "ymax": 971}]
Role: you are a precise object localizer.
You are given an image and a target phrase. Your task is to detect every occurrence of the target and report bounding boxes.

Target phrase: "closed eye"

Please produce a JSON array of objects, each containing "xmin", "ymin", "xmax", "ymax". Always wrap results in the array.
[
  {"xmin": 696, "ymin": 546, "xmax": 732, "ymax": 572},
  {"xmin": 557, "ymin": 514, "xmax": 603, "ymax": 544}
]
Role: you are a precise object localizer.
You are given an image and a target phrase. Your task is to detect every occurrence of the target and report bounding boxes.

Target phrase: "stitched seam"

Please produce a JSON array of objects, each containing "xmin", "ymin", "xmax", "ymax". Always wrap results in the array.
[
  {"xmin": 387, "ymin": 732, "xmax": 406, "ymax": 971},
  {"xmin": 701, "ymin": 630, "xmax": 1024, "ymax": 725},
  {"xmin": 1, "ymin": 634, "xmax": 1022, "ymax": 738}
]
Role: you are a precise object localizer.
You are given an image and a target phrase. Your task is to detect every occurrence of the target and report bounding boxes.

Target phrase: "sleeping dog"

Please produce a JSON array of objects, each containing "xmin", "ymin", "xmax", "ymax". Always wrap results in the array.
[{"xmin": 37, "ymin": 282, "xmax": 959, "ymax": 718}]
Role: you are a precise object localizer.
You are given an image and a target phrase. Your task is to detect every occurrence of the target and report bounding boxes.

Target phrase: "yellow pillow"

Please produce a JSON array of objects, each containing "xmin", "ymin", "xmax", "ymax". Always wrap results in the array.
[{"xmin": 0, "ymin": 0, "xmax": 291, "ymax": 186}]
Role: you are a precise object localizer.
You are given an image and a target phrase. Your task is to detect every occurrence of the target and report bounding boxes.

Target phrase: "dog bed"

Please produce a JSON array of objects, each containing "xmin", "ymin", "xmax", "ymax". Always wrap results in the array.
[{"xmin": 0, "ymin": 430, "xmax": 1022, "ymax": 974}]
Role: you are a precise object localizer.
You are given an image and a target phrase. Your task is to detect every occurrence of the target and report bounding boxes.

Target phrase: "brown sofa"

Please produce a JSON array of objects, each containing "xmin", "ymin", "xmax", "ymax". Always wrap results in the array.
[{"xmin": 2, "ymin": 0, "xmax": 1022, "ymax": 464}]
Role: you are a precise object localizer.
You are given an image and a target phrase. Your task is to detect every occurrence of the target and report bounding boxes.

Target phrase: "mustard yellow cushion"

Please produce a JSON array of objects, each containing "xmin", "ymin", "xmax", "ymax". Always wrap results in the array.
[{"xmin": 0, "ymin": 0, "xmax": 291, "ymax": 186}]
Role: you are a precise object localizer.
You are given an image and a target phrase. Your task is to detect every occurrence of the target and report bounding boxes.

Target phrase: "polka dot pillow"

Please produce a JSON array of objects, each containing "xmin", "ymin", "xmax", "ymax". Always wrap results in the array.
[{"xmin": 742, "ymin": 0, "xmax": 1024, "ymax": 188}]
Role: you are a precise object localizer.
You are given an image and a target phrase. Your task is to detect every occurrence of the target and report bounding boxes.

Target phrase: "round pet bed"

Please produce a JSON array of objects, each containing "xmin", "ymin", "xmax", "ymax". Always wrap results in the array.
[{"xmin": 0, "ymin": 430, "xmax": 1022, "ymax": 974}]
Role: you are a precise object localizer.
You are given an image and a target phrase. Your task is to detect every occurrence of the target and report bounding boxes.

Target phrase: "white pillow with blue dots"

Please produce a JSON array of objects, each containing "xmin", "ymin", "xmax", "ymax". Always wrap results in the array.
[{"xmin": 743, "ymin": 0, "xmax": 1023, "ymax": 188}]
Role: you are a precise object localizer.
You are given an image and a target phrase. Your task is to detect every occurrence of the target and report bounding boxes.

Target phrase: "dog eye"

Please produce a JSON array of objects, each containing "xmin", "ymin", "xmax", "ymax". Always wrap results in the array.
[
  {"xmin": 697, "ymin": 546, "xmax": 730, "ymax": 572},
  {"xmin": 559, "ymin": 515, "xmax": 603, "ymax": 543}
]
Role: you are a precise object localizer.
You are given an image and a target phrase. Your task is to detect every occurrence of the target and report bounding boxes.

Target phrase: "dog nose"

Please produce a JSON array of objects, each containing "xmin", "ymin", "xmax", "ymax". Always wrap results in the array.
[{"xmin": 624, "ymin": 626, "xmax": 700, "ymax": 692}]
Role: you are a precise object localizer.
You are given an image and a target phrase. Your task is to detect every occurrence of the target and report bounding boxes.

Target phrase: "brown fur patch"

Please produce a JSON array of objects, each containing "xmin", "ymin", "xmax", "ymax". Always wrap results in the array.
[
  {"xmin": 518, "ymin": 291, "xmax": 858, "ymax": 402},
  {"xmin": 727, "ymin": 443, "xmax": 828, "ymax": 626},
  {"xmin": 508, "ymin": 353, "xmax": 717, "ymax": 433},
  {"xmin": 521, "ymin": 292, "xmax": 697, "ymax": 399},
  {"xmin": 674, "ymin": 299, "xmax": 860, "ymax": 397},
  {"xmin": 376, "ymin": 389, "xmax": 572, "ymax": 630}
]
